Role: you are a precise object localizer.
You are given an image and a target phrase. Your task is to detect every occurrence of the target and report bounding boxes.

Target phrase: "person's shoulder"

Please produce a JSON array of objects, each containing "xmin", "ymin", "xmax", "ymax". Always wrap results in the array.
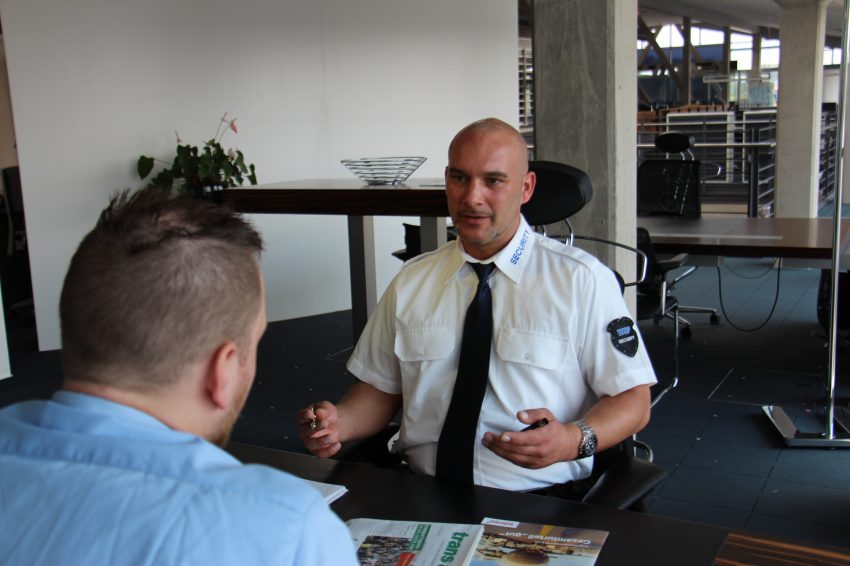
[
  {"xmin": 532, "ymin": 233, "xmax": 607, "ymax": 272},
  {"xmin": 391, "ymin": 240, "xmax": 457, "ymax": 286},
  {"xmin": 399, "ymin": 240, "xmax": 455, "ymax": 269},
  {"xmin": 210, "ymin": 461, "xmax": 328, "ymax": 511}
]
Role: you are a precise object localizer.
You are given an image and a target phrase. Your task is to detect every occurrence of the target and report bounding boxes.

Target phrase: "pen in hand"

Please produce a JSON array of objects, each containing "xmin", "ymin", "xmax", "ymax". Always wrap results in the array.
[
  {"xmin": 521, "ymin": 418, "xmax": 548, "ymax": 431},
  {"xmin": 309, "ymin": 405, "xmax": 318, "ymax": 431}
]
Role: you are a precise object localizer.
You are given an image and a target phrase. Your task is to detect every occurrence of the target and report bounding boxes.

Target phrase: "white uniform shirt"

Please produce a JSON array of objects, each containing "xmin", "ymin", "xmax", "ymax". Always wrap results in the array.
[{"xmin": 347, "ymin": 216, "xmax": 657, "ymax": 491}]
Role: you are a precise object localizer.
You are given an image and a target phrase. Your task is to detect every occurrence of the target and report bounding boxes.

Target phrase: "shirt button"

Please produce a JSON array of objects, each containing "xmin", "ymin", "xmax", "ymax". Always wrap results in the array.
[
  {"xmin": 418, "ymin": 349, "xmax": 426, "ymax": 356},
  {"xmin": 524, "ymin": 353, "xmax": 533, "ymax": 361}
]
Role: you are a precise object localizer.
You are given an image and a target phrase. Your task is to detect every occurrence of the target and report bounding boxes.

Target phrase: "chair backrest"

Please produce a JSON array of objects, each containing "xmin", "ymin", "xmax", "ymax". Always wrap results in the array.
[
  {"xmin": 654, "ymin": 132, "xmax": 694, "ymax": 154},
  {"xmin": 637, "ymin": 159, "xmax": 701, "ymax": 218},
  {"xmin": 635, "ymin": 227, "xmax": 664, "ymax": 292},
  {"xmin": 522, "ymin": 160, "xmax": 592, "ymax": 226}
]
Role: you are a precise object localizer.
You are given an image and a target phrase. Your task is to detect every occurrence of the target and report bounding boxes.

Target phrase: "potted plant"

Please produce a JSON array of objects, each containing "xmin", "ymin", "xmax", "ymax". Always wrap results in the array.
[{"xmin": 137, "ymin": 113, "xmax": 258, "ymax": 198}]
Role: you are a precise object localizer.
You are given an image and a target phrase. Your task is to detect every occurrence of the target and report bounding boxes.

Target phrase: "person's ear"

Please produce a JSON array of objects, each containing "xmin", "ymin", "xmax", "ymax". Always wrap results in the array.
[
  {"xmin": 206, "ymin": 341, "xmax": 240, "ymax": 411},
  {"xmin": 520, "ymin": 170, "xmax": 536, "ymax": 204}
]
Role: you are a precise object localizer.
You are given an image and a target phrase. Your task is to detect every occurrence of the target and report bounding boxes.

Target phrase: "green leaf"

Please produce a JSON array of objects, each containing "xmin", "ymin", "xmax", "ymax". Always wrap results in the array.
[
  {"xmin": 148, "ymin": 169, "xmax": 174, "ymax": 190},
  {"xmin": 137, "ymin": 156, "xmax": 155, "ymax": 179}
]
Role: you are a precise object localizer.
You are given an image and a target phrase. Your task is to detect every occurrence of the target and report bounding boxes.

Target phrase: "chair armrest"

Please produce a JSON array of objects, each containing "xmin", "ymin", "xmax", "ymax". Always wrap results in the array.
[
  {"xmin": 581, "ymin": 457, "xmax": 667, "ymax": 511},
  {"xmin": 655, "ymin": 253, "xmax": 688, "ymax": 271}
]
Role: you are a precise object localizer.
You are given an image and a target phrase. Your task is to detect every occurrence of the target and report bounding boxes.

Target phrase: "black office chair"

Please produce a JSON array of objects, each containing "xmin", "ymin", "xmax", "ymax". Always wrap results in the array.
[
  {"xmin": 523, "ymin": 163, "xmax": 668, "ymax": 496},
  {"xmin": 340, "ymin": 160, "xmax": 666, "ymax": 512},
  {"xmin": 391, "ymin": 223, "xmax": 457, "ymax": 262},
  {"xmin": 637, "ymin": 133, "xmax": 719, "ymax": 337},
  {"xmin": 632, "ymin": 227, "xmax": 684, "ymax": 461}
]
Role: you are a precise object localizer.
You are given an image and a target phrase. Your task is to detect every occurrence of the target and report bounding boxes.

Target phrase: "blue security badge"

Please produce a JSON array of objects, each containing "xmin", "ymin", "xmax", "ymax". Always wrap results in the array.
[{"xmin": 607, "ymin": 317, "xmax": 639, "ymax": 357}]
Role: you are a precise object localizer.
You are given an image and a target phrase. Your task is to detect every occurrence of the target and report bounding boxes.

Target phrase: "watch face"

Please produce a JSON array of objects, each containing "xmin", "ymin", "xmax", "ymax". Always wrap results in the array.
[{"xmin": 584, "ymin": 434, "xmax": 598, "ymax": 456}]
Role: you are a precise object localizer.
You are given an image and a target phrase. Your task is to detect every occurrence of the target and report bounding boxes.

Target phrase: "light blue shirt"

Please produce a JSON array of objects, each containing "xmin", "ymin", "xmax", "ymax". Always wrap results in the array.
[{"xmin": 0, "ymin": 391, "xmax": 358, "ymax": 566}]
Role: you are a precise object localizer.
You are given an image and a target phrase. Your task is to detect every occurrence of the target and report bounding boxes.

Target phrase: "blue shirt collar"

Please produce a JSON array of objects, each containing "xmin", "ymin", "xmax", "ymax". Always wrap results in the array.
[{"xmin": 51, "ymin": 390, "xmax": 172, "ymax": 432}]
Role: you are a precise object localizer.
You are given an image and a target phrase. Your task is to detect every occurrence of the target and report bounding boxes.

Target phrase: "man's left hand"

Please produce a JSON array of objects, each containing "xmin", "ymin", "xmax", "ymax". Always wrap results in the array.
[{"xmin": 482, "ymin": 409, "xmax": 581, "ymax": 469}]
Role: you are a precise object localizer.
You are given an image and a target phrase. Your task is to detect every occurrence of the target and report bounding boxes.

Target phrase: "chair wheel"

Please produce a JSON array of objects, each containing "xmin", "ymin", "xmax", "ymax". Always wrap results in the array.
[
  {"xmin": 710, "ymin": 313, "xmax": 719, "ymax": 325},
  {"xmin": 680, "ymin": 326, "xmax": 692, "ymax": 339}
]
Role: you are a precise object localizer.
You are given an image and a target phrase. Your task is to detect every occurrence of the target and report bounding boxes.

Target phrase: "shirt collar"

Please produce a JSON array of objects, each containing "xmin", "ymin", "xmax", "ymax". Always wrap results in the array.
[
  {"xmin": 443, "ymin": 215, "xmax": 536, "ymax": 285},
  {"xmin": 51, "ymin": 390, "xmax": 171, "ymax": 431}
]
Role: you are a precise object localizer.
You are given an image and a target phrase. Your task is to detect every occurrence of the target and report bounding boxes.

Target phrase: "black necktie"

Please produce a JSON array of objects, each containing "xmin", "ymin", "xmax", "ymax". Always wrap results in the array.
[{"xmin": 436, "ymin": 262, "xmax": 496, "ymax": 484}]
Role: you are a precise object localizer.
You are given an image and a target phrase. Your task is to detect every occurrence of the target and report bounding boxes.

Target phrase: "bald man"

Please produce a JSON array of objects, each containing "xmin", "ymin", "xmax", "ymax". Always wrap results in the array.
[{"xmin": 299, "ymin": 118, "xmax": 656, "ymax": 497}]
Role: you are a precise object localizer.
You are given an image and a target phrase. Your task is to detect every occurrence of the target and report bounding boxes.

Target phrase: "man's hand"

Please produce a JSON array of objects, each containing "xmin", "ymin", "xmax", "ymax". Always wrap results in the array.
[
  {"xmin": 482, "ymin": 409, "xmax": 581, "ymax": 469},
  {"xmin": 297, "ymin": 401, "xmax": 341, "ymax": 459}
]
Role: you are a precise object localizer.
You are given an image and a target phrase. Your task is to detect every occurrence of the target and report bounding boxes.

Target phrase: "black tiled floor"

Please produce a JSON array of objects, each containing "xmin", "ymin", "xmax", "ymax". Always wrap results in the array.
[{"xmin": 636, "ymin": 260, "xmax": 850, "ymax": 549}]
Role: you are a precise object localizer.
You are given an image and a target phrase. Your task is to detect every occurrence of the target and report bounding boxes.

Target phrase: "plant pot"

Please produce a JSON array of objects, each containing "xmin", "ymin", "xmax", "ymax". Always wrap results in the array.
[{"xmin": 189, "ymin": 184, "xmax": 225, "ymax": 204}]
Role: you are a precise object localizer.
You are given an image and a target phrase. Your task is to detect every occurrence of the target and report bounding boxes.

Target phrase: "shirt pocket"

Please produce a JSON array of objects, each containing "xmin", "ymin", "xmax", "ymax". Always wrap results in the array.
[
  {"xmin": 394, "ymin": 327, "xmax": 457, "ymax": 362},
  {"xmin": 495, "ymin": 328, "xmax": 568, "ymax": 370}
]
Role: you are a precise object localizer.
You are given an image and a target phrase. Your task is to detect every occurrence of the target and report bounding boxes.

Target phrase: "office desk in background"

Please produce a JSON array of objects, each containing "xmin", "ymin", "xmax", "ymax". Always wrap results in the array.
[
  {"xmin": 227, "ymin": 443, "xmax": 850, "ymax": 566},
  {"xmin": 639, "ymin": 216, "xmax": 850, "ymax": 263},
  {"xmin": 223, "ymin": 179, "xmax": 448, "ymax": 339}
]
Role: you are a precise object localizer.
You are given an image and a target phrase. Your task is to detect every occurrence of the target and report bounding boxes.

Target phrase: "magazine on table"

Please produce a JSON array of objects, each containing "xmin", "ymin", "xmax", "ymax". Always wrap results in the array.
[
  {"xmin": 470, "ymin": 517, "xmax": 609, "ymax": 565},
  {"xmin": 346, "ymin": 518, "xmax": 484, "ymax": 566},
  {"xmin": 303, "ymin": 479, "xmax": 348, "ymax": 504}
]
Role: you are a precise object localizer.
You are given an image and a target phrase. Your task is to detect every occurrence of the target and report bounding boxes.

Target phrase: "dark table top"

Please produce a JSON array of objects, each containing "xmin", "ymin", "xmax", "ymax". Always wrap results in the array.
[
  {"xmin": 639, "ymin": 215, "xmax": 850, "ymax": 260},
  {"xmin": 222, "ymin": 178, "xmax": 449, "ymax": 217},
  {"xmin": 227, "ymin": 443, "xmax": 728, "ymax": 565}
]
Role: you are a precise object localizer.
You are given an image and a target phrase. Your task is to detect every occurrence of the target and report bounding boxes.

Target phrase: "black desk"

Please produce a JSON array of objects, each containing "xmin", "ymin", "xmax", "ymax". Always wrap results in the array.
[
  {"xmin": 638, "ymin": 216, "xmax": 850, "ymax": 262},
  {"xmin": 227, "ymin": 443, "xmax": 725, "ymax": 565},
  {"xmin": 228, "ymin": 443, "xmax": 850, "ymax": 565}
]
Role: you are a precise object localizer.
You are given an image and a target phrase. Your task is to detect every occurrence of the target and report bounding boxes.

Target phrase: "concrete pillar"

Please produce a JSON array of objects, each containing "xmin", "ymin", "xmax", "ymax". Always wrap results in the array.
[
  {"xmin": 682, "ymin": 17, "xmax": 692, "ymax": 105},
  {"xmin": 722, "ymin": 26, "xmax": 731, "ymax": 104},
  {"xmin": 775, "ymin": 0, "xmax": 827, "ymax": 218},
  {"xmin": 750, "ymin": 33, "xmax": 762, "ymax": 80},
  {"xmin": 533, "ymin": 0, "xmax": 637, "ymax": 293}
]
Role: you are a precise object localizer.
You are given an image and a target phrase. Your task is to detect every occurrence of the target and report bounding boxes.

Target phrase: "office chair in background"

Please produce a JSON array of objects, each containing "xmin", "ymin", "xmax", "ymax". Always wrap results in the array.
[
  {"xmin": 391, "ymin": 223, "xmax": 457, "ymax": 262},
  {"xmin": 633, "ymin": 227, "xmax": 682, "ymax": 461},
  {"xmin": 637, "ymin": 132, "xmax": 719, "ymax": 338}
]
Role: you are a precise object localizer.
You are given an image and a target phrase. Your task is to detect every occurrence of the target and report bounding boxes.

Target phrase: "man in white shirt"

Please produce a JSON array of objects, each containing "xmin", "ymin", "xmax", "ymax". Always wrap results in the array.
[{"xmin": 299, "ymin": 118, "xmax": 656, "ymax": 494}]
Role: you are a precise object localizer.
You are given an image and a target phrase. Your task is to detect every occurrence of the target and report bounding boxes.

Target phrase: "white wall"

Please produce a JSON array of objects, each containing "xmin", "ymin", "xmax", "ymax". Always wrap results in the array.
[{"xmin": 0, "ymin": 0, "xmax": 517, "ymax": 351}]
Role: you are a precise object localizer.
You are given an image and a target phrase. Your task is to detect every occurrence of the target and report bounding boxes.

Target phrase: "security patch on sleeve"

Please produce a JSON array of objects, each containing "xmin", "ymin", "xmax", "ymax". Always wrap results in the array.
[{"xmin": 607, "ymin": 317, "xmax": 639, "ymax": 357}]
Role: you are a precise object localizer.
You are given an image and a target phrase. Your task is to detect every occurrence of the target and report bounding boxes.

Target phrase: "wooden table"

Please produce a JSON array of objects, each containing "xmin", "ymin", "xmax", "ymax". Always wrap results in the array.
[
  {"xmin": 227, "ymin": 443, "xmax": 850, "ymax": 566},
  {"xmin": 638, "ymin": 216, "xmax": 850, "ymax": 263},
  {"xmin": 223, "ymin": 179, "xmax": 448, "ymax": 338}
]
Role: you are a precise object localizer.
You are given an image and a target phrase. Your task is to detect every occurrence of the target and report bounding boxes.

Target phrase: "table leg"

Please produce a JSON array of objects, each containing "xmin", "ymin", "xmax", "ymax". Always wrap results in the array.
[
  {"xmin": 348, "ymin": 215, "xmax": 377, "ymax": 341},
  {"xmin": 419, "ymin": 216, "xmax": 447, "ymax": 252}
]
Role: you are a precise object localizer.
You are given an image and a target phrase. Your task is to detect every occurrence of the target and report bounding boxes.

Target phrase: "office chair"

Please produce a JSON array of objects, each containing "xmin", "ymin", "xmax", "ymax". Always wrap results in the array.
[
  {"xmin": 632, "ymin": 227, "xmax": 683, "ymax": 461},
  {"xmin": 522, "ymin": 161, "xmax": 668, "ymax": 501},
  {"xmin": 340, "ymin": 160, "xmax": 667, "ymax": 512},
  {"xmin": 637, "ymin": 132, "xmax": 719, "ymax": 337},
  {"xmin": 391, "ymin": 223, "xmax": 457, "ymax": 262}
]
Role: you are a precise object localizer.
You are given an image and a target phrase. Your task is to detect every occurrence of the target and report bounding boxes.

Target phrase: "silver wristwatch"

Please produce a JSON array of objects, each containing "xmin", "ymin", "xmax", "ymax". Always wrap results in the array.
[{"xmin": 574, "ymin": 419, "xmax": 598, "ymax": 459}]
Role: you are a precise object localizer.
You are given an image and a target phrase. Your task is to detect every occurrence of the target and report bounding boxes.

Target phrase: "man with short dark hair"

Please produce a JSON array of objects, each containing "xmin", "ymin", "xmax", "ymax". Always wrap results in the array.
[
  {"xmin": 300, "ymin": 118, "xmax": 656, "ymax": 497},
  {"xmin": 0, "ymin": 189, "xmax": 357, "ymax": 565}
]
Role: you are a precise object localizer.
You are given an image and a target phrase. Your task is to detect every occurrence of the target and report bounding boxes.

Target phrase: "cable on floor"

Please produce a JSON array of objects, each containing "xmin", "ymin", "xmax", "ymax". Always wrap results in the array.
[{"xmin": 716, "ymin": 257, "xmax": 783, "ymax": 332}]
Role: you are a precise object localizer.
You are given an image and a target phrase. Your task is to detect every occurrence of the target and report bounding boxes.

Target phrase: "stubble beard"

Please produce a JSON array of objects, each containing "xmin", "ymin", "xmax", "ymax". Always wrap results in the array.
[{"xmin": 210, "ymin": 378, "xmax": 252, "ymax": 448}]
